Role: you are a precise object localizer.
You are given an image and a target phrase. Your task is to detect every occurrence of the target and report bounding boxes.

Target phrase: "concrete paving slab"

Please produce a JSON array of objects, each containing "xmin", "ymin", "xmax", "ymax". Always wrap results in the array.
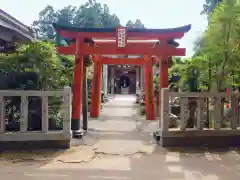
[{"xmin": 93, "ymin": 139, "xmax": 154, "ymax": 155}]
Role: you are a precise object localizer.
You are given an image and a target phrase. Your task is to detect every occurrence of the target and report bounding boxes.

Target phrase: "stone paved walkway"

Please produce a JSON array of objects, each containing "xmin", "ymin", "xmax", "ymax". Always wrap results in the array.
[{"xmin": 1, "ymin": 95, "xmax": 240, "ymax": 179}]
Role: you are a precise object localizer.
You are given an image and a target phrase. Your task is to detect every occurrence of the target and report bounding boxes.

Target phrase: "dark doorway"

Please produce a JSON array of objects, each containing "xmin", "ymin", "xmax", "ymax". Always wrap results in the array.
[{"xmin": 110, "ymin": 66, "xmax": 136, "ymax": 94}]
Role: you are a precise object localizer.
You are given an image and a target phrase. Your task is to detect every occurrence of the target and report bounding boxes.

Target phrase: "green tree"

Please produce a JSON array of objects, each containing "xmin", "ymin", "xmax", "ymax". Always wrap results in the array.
[
  {"xmin": 189, "ymin": 0, "xmax": 240, "ymax": 127},
  {"xmin": 32, "ymin": 0, "xmax": 121, "ymax": 41},
  {"xmin": 126, "ymin": 19, "xmax": 145, "ymax": 28},
  {"xmin": 201, "ymin": 0, "xmax": 222, "ymax": 15},
  {"xmin": 198, "ymin": 0, "xmax": 240, "ymax": 91},
  {"xmin": 0, "ymin": 41, "xmax": 71, "ymax": 131},
  {"xmin": 0, "ymin": 41, "xmax": 70, "ymax": 90}
]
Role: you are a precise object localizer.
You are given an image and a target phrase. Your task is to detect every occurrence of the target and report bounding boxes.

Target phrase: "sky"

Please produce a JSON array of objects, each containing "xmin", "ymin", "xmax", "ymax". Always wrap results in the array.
[{"xmin": 1, "ymin": 0, "xmax": 208, "ymax": 57}]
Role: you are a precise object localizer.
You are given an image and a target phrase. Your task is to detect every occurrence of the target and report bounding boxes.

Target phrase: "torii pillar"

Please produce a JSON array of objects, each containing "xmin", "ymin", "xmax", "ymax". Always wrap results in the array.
[
  {"xmin": 72, "ymin": 38, "xmax": 84, "ymax": 131},
  {"xmin": 160, "ymin": 57, "xmax": 168, "ymax": 89},
  {"xmin": 144, "ymin": 55, "xmax": 155, "ymax": 120},
  {"xmin": 90, "ymin": 55, "xmax": 102, "ymax": 118}
]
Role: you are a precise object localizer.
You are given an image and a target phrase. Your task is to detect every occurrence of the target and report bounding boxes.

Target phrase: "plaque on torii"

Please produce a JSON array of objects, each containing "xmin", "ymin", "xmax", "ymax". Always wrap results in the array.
[{"xmin": 116, "ymin": 27, "xmax": 127, "ymax": 48}]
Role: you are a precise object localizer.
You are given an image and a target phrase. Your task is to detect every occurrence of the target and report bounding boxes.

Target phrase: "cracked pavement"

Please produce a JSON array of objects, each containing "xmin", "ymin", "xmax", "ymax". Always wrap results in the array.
[{"xmin": 1, "ymin": 95, "xmax": 240, "ymax": 179}]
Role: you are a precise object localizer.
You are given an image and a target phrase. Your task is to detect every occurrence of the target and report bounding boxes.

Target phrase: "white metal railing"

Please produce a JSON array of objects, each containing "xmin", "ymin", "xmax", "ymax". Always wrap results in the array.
[
  {"xmin": 0, "ymin": 86, "xmax": 72, "ymax": 142},
  {"xmin": 160, "ymin": 88, "xmax": 240, "ymax": 133}
]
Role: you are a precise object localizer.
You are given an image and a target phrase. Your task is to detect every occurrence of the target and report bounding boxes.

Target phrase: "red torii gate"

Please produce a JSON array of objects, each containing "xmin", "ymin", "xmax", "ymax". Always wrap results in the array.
[
  {"xmin": 90, "ymin": 55, "xmax": 158, "ymax": 119},
  {"xmin": 53, "ymin": 24, "xmax": 191, "ymax": 132}
]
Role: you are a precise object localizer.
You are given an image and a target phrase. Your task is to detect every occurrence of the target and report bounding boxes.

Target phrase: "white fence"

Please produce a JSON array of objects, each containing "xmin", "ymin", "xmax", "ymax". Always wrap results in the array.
[
  {"xmin": 159, "ymin": 88, "xmax": 240, "ymax": 138},
  {"xmin": 0, "ymin": 86, "xmax": 72, "ymax": 143}
]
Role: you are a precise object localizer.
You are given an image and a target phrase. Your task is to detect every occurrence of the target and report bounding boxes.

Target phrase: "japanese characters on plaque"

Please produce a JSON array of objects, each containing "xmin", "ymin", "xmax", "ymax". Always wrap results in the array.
[{"xmin": 117, "ymin": 27, "xmax": 127, "ymax": 48}]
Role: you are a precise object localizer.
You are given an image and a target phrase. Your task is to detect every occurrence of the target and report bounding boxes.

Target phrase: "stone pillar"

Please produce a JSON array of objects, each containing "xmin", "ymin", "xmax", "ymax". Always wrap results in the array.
[
  {"xmin": 140, "ymin": 67, "xmax": 144, "ymax": 89},
  {"xmin": 213, "ymin": 97, "xmax": 222, "ymax": 129},
  {"xmin": 196, "ymin": 98, "xmax": 205, "ymax": 130},
  {"xmin": 111, "ymin": 67, "xmax": 114, "ymax": 94},
  {"xmin": 136, "ymin": 67, "xmax": 140, "ymax": 90},
  {"xmin": 180, "ymin": 98, "xmax": 188, "ymax": 130},
  {"xmin": 160, "ymin": 88, "xmax": 169, "ymax": 131},
  {"xmin": 231, "ymin": 95, "xmax": 238, "ymax": 129},
  {"xmin": 102, "ymin": 65, "xmax": 108, "ymax": 95}
]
